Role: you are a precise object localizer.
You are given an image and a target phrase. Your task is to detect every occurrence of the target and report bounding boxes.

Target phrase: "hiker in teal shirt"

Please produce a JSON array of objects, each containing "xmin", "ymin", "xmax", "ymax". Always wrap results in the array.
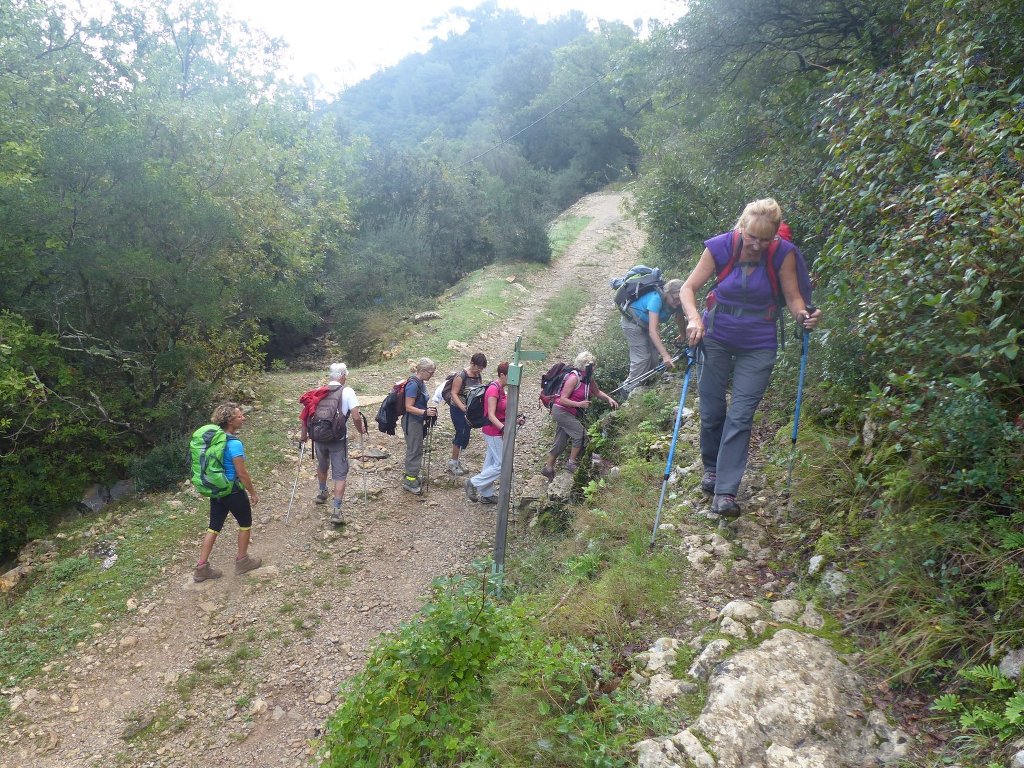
[
  {"xmin": 620, "ymin": 279, "xmax": 685, "ymax": 397},
  {"xmin": 194, "ymin": 402, "xmax": 263, "ymax": 582}
]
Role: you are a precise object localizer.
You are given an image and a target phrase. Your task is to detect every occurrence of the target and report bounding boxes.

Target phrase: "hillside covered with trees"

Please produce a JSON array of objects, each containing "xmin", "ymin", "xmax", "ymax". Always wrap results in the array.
[
  {"xmin": 2, "ymin": 0, "xmax": 1024, "ymax": 763},
  {"xmin": 0, "ymin": 0, "xmax": 639, "ymax": 556}
]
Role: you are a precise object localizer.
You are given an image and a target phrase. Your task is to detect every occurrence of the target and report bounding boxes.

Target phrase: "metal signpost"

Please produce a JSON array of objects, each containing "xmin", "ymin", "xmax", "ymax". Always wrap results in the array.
[{"xmin": 493, "ymin": 336, "xmax": 545, "ymax": 594}]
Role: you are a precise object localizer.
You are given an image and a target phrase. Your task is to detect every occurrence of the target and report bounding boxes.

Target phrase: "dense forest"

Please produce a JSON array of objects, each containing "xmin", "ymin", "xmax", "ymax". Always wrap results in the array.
[{"xmin": 2, "ymin": 0, "xmax": 1024, "ymax": 761}]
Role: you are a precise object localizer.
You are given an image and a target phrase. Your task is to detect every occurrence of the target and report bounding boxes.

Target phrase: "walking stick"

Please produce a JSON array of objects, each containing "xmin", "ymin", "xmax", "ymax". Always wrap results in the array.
[
  {"xmin": 285, "ymin": 441, "xmax": 305, "ymax": 526},
  {"xmin": 786, "ymin": 308, "xmax": 815, "ymax": 500},
  {"xmin": 422, "ymin": 415, "xmax": 435, "ymax": 495},
  {"xmin": 359, "ymin": 414, "xmax": 369, "ymax": 502},
  {"xmin": 650, "ymin": 347, "xmax": 697, "ymax": 546},
  {"xmin": 610, "ymin": 349, "xmax": 686, "ymax": 397}
]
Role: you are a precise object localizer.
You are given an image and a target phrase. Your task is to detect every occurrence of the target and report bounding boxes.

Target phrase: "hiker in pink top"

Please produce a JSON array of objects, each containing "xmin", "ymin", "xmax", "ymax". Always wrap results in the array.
[
  {"xmin": 465, "ymin": 362, "xmax": 525, "ymax": 504},
  {"xmin": 541, "ymin": 351, "xmax": 618, "ymax": 479}
]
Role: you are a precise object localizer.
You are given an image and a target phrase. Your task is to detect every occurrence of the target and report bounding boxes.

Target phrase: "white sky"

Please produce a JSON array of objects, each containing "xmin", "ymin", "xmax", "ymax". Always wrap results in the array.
[{"xmin": 211, "ymin": 0, "xmax": 683, "ymax": 95}]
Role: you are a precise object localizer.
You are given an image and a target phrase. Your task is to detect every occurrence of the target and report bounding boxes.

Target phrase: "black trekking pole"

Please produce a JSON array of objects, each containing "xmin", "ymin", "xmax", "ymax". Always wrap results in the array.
[
  {"xmin": 422, "ymin": 415, "xmax": 435, "ymax": 495},
  {"xmin": 611, "ymin": 349, "xmax": 687, "ymax": 397},
  {"xmin": 650, "ymin": 346, "xmax": 697, "ymax": 547},
  {"xmin": 785, "ymin": 308, "xmax": 815, "ymax": 500},
  {"xmin": 359, "ymin": 413, "xmax": 369, "ymax": 503}
]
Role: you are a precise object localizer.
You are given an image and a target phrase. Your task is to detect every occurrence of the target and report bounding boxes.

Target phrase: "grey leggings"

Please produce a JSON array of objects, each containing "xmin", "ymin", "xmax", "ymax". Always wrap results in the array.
[{"xmin": 697, "ymin": 338, "xmax": 776, "ymax": 496}]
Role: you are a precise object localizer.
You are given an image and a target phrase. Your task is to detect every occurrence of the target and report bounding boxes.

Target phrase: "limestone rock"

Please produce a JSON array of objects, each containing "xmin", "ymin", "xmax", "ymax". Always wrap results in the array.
[
  {"xmin": 719, "ymin": 599, "xmax": 764, "ymax": 624},
  {"xmin": 688, "ymin": 639, "xmax": 730, "ymax": 681},
  {"xmin": 651, "ymin": 629, "xmax": 910, "ymax": 768},
  {"xmin": 770, "ymin": 599, "xmax": 804, "ymax": 622},
  {"xmin": 1000, "ymin": 648, "xmax": 1024, "ymax": 680}
]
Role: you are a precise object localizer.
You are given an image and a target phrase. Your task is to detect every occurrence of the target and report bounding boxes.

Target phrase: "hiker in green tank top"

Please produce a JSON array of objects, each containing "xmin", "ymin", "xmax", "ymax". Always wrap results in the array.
[{"xmin": 194, "ymin": 402, "xmax": 263, "ymax": 582}]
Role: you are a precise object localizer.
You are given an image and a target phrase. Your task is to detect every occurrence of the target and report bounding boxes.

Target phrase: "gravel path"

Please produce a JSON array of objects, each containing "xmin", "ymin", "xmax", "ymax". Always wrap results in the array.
[{"xmin": 0, "ymin": 190, "xmax": 642, "ymax": 768}]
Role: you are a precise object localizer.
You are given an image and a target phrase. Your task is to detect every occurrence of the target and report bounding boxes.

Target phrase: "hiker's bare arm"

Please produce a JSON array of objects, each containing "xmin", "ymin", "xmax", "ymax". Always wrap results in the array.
[
  {"xmin": 779, "ymin": 253, "xmax": 821, "ymax": 329},
  {"xmin": 351, "ymin": 406, "xmax": 365, "ymax": 434},
  {"xmin": 590, "ymin": 379, "xmax": 618, "ymax": 410},
  {"xmin": 405, "ymin": 395, "xmax": 434, "ymax": 417},
  {"xmin": 234, "ymin": 456, "xmax": 259, "ymax": 506},
  {"xmin": 681, "ymin": 249, "xmax": 715, "ymax": 345},
  {"xmin": 647, "ymin": 312, "xmax": 674, "ymax": 368},
  {"xmin": 451, "ymin": 374, "xmax": 466, "ymax": 411}
]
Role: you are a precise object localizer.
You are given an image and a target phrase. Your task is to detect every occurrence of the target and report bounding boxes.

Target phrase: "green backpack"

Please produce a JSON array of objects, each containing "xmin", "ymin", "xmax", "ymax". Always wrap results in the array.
[{"xmin": 189, "ymin": 424, "xmax": 234, "ymax": 498}]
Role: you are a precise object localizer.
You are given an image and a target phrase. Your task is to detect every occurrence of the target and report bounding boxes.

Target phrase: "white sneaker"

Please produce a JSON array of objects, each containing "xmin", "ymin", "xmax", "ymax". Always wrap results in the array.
[{"xmin": 448, "ymin": 460, "xmax": 466, "ymax": 476}]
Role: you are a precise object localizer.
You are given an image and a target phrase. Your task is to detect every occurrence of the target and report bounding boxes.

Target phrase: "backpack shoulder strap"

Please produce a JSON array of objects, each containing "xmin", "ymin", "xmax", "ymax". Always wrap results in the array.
[
  {"xmin": 765, "ymin": 239, "xmax": 782, "ymax": 301},
  {"xmin": 715, "ymin": 230, "xmax": 743, "ymax": 284}
]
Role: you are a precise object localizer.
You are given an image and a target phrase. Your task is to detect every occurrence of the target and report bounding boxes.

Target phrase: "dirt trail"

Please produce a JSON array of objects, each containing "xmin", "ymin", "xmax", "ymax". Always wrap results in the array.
[{"xmin": 0, "ymin": 191, "xmax": 641, "ymax": 768}]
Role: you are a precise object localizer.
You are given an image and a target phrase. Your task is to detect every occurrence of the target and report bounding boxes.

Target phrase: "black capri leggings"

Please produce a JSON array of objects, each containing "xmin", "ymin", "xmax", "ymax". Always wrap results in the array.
[{"xmin": 208, "ymin": 487, "xmax": 252, "ymax": 533}]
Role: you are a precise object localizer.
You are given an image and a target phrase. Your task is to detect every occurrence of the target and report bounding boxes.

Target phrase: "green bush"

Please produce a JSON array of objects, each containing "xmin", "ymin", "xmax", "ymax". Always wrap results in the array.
[
  {"xmin": 130, "ymin": 436, "xmax": 190, "ymax": 493},
  {"xmin": 320, "ymin": 569, "xmax": 510, "ymax": 767}
]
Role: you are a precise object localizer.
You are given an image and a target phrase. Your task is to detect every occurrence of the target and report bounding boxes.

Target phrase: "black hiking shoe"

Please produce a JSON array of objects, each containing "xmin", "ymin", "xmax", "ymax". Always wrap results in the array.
[
  {"xmin": 464, "ymin": 479, "xmax": 479, "ymax": 502},
  {"xmin": 700, "ymin": 471, "xmax": 717, "ymax": 494},
  {"xmin": 712, "ymin": 494, "xmax": 741, "ymax": 519}
]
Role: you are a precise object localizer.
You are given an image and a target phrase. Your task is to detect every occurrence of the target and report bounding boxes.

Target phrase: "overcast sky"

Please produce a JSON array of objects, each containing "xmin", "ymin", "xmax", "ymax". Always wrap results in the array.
[{"xmin": 205, "ymin": 0, "xmax": 683, "ymax": 95}]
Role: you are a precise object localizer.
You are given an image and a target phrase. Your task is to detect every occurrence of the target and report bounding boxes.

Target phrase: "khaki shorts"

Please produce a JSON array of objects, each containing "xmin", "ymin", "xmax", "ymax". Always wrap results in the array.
[{"xmin": 315, "ymin": 440, "xmax": 349, "ymax": 481}]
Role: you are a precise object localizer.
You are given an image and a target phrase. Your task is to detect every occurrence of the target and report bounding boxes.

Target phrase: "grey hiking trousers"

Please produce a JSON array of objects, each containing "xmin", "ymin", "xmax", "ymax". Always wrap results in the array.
[
  {"xmin": 620, "ymin": 316, "xmax": 660, "ymax": 394},
  {"xmin": 697, "ymin": 338, "xmax": 776, "ymax": 496},
  {"xmin": 402, "ymin": 414, "xmax": 426, "ymax": 481}
]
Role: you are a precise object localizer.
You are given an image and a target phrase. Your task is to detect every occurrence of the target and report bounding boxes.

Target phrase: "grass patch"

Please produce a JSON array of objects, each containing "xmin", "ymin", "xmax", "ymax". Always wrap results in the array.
[
  {"xmin": 548, "ymin": 216, "xmax": 592, "ymax": 260},
  {"xmin": 522, "ymin": 286, "xmax": 591, "ymax": 356},
  {"xmin": 0, "ymin": 497, "xmax": 198, "ymax": 693}
]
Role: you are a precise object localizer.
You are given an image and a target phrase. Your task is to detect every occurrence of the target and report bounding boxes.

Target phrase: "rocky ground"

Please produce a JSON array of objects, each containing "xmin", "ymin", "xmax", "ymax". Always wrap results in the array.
[{"xmin": 0, "ymin": 191, "xmax": 641, "ymax": 768}]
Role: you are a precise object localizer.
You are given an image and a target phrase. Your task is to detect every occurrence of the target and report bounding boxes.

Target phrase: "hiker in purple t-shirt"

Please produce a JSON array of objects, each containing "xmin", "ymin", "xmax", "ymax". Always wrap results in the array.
[{"xmin": 679, "ymin": 198, "xmax": 821, "ymax": 519}]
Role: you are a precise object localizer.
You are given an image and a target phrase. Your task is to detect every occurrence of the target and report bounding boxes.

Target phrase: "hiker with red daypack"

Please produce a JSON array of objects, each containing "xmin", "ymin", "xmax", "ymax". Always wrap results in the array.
[
  {"xmin": 680, "ymin": 198, "xmax": 821, "ymax": 519},
  {"xmin": 193, "ymin": 402, "xmax": 262, "ymax": 582},
  {"xmin": 402, "ymin": 358, "xmax": 438, "ymax": 495},
  {"xmin": 464, "ymin": 362, "xmax": 525, "ymax": 504},
  {"xmin": 443, "ymin": 352, "xmax": 487, "ymax": 476},
  {"xmin": 619, "ymin": 277, "xmax": 685, "ymax": 397},
  {"xmin": 540, "ymin": 351, "xmax": 618, "ymax": 480},
  {"xmin": 299, "ymin": 363, "xmax": 365, "ymax": 525}
]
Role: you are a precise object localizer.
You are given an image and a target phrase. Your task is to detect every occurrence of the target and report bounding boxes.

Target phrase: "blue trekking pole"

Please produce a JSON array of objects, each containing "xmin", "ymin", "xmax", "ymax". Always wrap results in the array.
[
  {"xmin": 786, "ymin": 307, "xmax": 815, "ymax": 498},
  {"xmin": 650, "ymin": 346, "xmax": 697, "ymax": 547}
]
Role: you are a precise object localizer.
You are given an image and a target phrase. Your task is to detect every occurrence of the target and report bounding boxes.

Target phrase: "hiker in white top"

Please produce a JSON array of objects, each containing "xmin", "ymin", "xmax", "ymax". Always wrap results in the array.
[{"xmin": 299, "ymin": 363, "xmax": 365, "ymax": 525}]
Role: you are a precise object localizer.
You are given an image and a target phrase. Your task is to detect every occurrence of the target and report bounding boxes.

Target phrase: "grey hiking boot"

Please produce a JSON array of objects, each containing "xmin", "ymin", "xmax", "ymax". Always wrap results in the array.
[
  {"xmin": 234, "ymin": 554, "xmax": 263, "ymax": 575},
  {"xmin": 464, "ymin": 478, "xmax": 479, "ymax": 502},
  {"xmin": 193, "ymin": 563, "xmax": 222, "ymax": 583},
  {"xmin": 314, "ymin": 488, "xmax": 330, "ymax": 504},
  {"xmin": 402, "ymin": 477, "xmax": 422, "ymax": 495},
  {"xmin": 711, "ymin": 494, "xmax": 741, "ymax": 519},
  {"xmin": 329, "ymin": 506, "xmax": 345, "ymax": 525},
  {"xmin": 448, "ymin": 459, "xmax": 466, "ymax": 477},
  {"xmin": 700, "ymin": 471, "xmax": 717, "ymax": 494}
]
